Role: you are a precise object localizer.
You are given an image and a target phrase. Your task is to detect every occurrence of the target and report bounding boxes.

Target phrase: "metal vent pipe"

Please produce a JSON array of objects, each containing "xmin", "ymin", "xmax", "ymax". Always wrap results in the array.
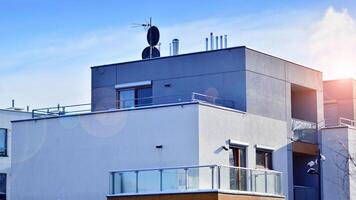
[
  {"xmin": 172, "ymin": 39, "xmax": 179, "ymax": 56},
  {"xmin": 210, "ymin": 32, "xmax": 214, "ymax": 50},
  {"xmin": 224, "ymin": 35, "xmax": 227, "ymax": 48},
  {"xmin": 205, "ymin": 38, "xmax": 209, "ymax": 51}
]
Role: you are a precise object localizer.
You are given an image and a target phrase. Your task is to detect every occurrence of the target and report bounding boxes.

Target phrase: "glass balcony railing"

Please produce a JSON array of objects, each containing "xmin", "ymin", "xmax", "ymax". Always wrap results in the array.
[
  {"xmin": 109, "ymin": 165, "xmax": 283, "ymax": 197},
  {"xmin": 291, "ymin": 118, "xmax": 318, "ymax": 144}
]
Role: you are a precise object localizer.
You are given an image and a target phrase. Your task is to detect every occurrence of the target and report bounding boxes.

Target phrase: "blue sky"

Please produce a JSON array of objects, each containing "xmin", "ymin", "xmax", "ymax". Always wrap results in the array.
[{"xmin": 1, "ymin": 0, "xmax": 356, "ymax": 109}]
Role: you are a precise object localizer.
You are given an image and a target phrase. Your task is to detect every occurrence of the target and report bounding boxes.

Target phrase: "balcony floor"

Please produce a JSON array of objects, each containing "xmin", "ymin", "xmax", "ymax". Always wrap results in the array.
[{"xmin": 108, "ymin": 191, "xmax": 284, "ymax": 200}]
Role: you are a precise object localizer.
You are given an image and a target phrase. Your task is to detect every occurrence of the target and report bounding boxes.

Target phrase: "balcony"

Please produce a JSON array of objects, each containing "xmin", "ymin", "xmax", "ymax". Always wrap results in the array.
[
  {"xmin": 108, "ymin": 165, "xmax": 283, "ymax": 198},
  {"xmin": 291, "ymin": 118, "xmax": 318, "ymax": 144}
]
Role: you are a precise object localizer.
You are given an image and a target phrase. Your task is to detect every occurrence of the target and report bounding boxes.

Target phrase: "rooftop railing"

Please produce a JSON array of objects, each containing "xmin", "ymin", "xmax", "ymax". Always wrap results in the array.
[
  {"xmin": 31, "ymin": 93, "xmax": 236, "ymax": 118},
  {"xmin": 338, "ymin": 117, "xmax": 356, "ymax": 128},
  {"xmin": 108, "ymin": 165, "xmax": 283, "ymax": 197}
]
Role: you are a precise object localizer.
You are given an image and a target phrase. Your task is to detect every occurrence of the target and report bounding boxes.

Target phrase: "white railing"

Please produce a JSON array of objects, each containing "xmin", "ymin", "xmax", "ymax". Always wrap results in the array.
[
  {"xmin": 32, "ymin": 93, "xmax": 236, "ymax": 118},
  {"xmin": 108, "ymin": 165, "xmax": 283, "ymax": 197},
  {"xmin": 339, "ymin": 117, "xmax": 356, "ymax": 128}
]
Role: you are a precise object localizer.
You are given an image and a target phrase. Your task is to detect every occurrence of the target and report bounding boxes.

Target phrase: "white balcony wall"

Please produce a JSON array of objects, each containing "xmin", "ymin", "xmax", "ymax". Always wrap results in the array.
[{"xmin": 11, "ymin": 104, "xmax": 199, "ymax": 200}]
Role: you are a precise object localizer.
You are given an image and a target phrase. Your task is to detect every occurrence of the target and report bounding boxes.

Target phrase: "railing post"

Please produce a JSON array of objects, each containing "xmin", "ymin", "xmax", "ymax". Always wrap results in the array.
[
  {"xmin": 265, "ymin": 171, "xmax": 268, "ymax": 193},
  {"xmin": 217, "ymin": 166, "xmax": 221, "ymax": 190},
  {"xmin": 211, "ymin": 166, "xmax": 215, "ymax": 189},
  {"xmin": 159, "ymin": 169, "xmax": 163, "ymax": 192},
  {"xmin": 110, "ymin": 172, "xmax": 115, "ymax": 195},
  {"xmin": 249, "ymin": 169, "xmax": 253, "ymax": 192},
  {"xmin": 184, "ymin": 168, "xmax": 188, "ymax": 190},
  {"xmin": 135, "ymin": 171, "xmax": 139, "ymax": 193}
]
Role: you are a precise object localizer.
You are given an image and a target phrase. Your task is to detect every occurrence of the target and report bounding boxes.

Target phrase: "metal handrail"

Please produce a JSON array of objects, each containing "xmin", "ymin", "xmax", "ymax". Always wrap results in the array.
[
  {"xmin": 339, "ymin": 117, "xmax": 356, "ymax": 127},
  {"xmin": 31, "ymin": 93, "xmax": 236, "ymax": 118},
  {"xmin": 109, "ymin": 164, "xmax": 218, "ymax": 173}
]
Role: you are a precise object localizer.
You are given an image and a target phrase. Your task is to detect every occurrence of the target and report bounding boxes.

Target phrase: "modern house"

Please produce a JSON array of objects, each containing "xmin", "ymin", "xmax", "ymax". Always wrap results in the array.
[
  {"xmin": 0, "ymin": 108, "xmax": 31, "ymax": 200},
  {"xmin": 10, "ymin": 46, "xmax": 325, "ymax": 200}
]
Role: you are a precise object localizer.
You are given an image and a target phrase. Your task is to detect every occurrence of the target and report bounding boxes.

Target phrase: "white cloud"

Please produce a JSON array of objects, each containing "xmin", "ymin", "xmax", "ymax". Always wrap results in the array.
[
  {"xmin": 306, "ymin": 7, "xmax": 356, "ymax": 80},
  {"xmin": 1, "ymin": 6, "xmax": 355, "ymax": 109}
]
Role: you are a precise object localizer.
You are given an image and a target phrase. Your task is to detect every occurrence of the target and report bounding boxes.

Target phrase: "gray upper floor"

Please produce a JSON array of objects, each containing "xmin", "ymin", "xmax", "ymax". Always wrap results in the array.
[{"xmin": 91, "ymin": 46, "xmax": 323, "ymax": 122}]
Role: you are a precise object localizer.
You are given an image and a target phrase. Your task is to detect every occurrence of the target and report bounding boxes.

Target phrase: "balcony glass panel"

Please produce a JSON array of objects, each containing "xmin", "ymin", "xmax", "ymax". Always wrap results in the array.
[
  {"xmin": 109, "ymin": 165, "xmax": 283, "ymax": 197},
  {"xmin": 161, "ymin": 168, "xmax": 186, "ymax": 192},
  {"xmin": 138, "ymin": 170, "xmax": 160, "ymax": 193}
]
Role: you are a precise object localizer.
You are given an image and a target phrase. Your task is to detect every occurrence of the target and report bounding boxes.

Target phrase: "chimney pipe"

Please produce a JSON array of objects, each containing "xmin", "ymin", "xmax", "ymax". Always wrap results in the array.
[
  {"xmin": 169, "ymin": 43, "xmax": 172, "ymax": 56},
  {"xmin": 172, "ymin": 39, "xmax": 179, "ymax": 56},
  {"xmin": 224, "ymin": 35, "xmax": 227, "ymax": 48},
  {"xmin": 205, "ymin": 38, "xmax": 209, "ymax": 51},
  {"xmin": 215, "ymin": 36, "xmax": 219, "ymax": 50},
  {"xmin": 210, "ymin": 32, "xmax": 214, "ymax": 50},
  {"xmin": 12, "ymin": 99, "xmax": 14, "ymax": 108},
  {"xmin": 220, "ymin": 36, "xmax": 223, "ymax": 49}
]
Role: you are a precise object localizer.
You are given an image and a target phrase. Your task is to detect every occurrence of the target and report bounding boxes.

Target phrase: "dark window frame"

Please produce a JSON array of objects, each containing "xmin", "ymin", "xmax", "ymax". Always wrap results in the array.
[
  {"xmin": 229, "ymin": 146, "xmax": 247, "ymax": 191},
  {"xmin": 256, "ymin": 149, "xmax": 273, "ymax": 170},
  {"xmin": 0, "ymin": 129, "xmax": 7, "ymax": 157},
  {"xmin": 116, "ymin": 86, "xmax": 152, "ymax": 109}
]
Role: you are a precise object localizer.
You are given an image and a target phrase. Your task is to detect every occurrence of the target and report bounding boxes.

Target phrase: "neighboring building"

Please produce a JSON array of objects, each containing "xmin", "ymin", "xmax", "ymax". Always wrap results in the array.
[
  {"xmin": 320, "ymin": 79, "xmax": 356, "ymax": 200},
  {"xmin": 10, "ymin": 46, "xmax": 324, "ymax": 200},
  {"xmin": 323, "ymin": 79, "xmax": 356, "ymax": 126},
  {"xmin": 0, "ymin": 109, "xmax": 32, "ymax": 200}
]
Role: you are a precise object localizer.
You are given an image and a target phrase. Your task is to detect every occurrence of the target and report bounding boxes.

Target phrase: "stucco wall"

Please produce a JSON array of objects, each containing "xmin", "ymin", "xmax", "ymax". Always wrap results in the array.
[
  {"xmin": 197, "ymin": 104, "xmax": 289, "ymax": 197},
  {"xmin": 11, "ymin": 104, "xmax": 199, "ymax": 200},
  {"xmin": 320, "ymin": 127, "xmax": 356, "ymax": 200},
  {"xmin": 91, "ymin": 47, "xmax": 247, "ymax": 112},
  {"xmin": 0, "ymin": 109, "xmax": 32, "ymax": 200}
]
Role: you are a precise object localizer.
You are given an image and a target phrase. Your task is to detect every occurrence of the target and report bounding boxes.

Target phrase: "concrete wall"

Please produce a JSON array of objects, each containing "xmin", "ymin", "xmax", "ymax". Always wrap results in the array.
[
  {"xmin": 245, "ymin": 48, "xmax": 323, "ymax": 122},
  {"xmin": 0, "ymin": 109, "xmax": 32, "ymax": 200},
  {"xmin": 245, "ymin": 48, "xmax": 323, "ymax": 200},
  {"xmin": 11, "ymin": 104, "xmax": 199, "ymax": 200},
  {"xmin": 92, "ymin": 47, "xmax": 247, "ymax": 112},
  {"xmin": 320, "ymin": 127, "xmax": 356, "ymax": 200},
  {"xmin": 197, "ymin": 104, "xmax": 289, "ymax": 197}
]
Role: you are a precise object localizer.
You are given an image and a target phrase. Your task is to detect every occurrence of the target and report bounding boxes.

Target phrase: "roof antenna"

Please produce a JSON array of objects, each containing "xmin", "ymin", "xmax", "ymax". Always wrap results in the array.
[{"xmin": 132, "ymin": 17, "xmax": 161, "ymax": 59}]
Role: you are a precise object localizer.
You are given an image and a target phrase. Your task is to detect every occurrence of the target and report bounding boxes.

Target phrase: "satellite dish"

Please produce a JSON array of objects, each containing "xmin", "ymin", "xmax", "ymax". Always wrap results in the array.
[
  {"xmin": 142, "ymin": 47, "xmax": 160, "ymax": 59},
  {"xmin": 147, "ymin": 26, "xmax": 160, "ymax": 46}
]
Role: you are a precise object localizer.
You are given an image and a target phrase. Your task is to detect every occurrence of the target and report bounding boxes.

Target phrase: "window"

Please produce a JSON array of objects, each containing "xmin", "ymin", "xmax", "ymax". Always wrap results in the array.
[
  {"xmin": 135, "ymin": 87, "xmax": 153, "ymax": 107},
  {"xmin": 117, "ymin": 87, "xmax": 152, "ymax": 109},
  {"xmin": 0, "ymin": 129, "xmax": 7, "ymax": 157},
  {"xmin": 229, "ymin": 146, "xmax": 246, "ymax": 167},
  {"xmin": 229, "ymin": 146, "xmax": 247, "ymax": 190},
  {"xmin": 256, "ymin": 149, "xmax": 272, "ymax": 169},
  {"xmin": 0, "ymin": 173, "xmax": 6, "ymax": 200},
  {"xmin": 119, "ymin": 89, "xmax": 135, "ymax": 108}
]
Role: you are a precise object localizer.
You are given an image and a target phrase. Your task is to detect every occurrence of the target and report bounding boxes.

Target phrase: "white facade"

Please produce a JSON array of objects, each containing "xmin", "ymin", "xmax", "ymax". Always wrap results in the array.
[
  {"xmin": 320, "ymin": 126, "xmax": 356, "ymax": 200},
  {"xmin": 0, "ymin": 109, "xmax": 32, "ymax": 200},
  {"xmin": 11, "ymin": 103, "xmax": 289, "ymax": 200}
]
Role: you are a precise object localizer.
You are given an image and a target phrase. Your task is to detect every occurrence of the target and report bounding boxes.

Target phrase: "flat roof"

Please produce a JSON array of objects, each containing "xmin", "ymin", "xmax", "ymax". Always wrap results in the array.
[
  {"xmin": 91, "ymin": 46, "xmax": 321, "ymax": 73},
  {"xmin": 12, "ymin": 101, "xmax": 246, "ymax": 123}
]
